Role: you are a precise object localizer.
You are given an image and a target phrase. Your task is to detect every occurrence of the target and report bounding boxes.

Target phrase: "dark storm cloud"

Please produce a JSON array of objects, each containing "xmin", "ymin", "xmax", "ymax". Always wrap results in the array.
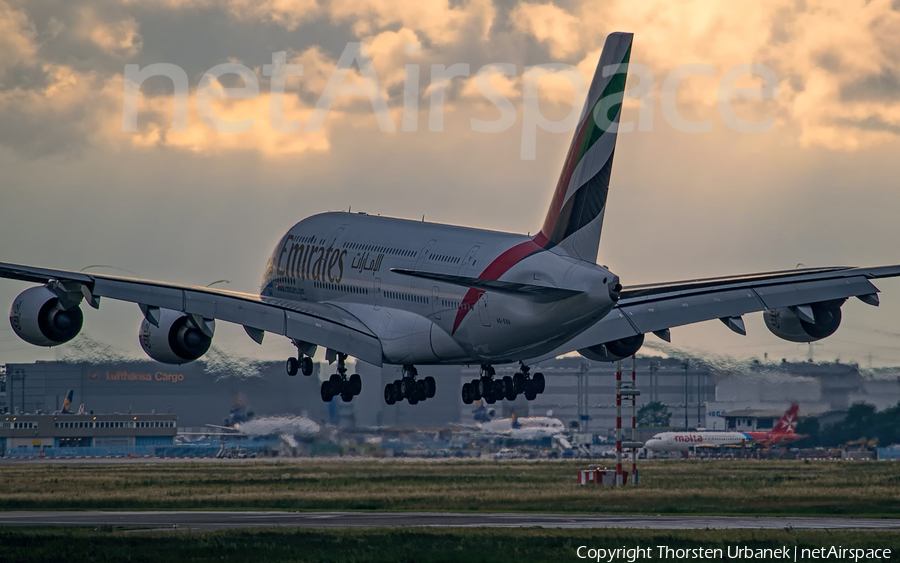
[
  {"xmin": 1, "ymin": 0, "xmax": 900, "ymax": 369},
  {"xmin": 840, "ymin": 69, "xmax": 900, "ymax": 102},
  {"xmin": 835, "ymin": 115, "xmax": 900, "ymax": 135},
  {"xmin": 20, "ymin": 0, "xmax": 139, "ymax": 75}
]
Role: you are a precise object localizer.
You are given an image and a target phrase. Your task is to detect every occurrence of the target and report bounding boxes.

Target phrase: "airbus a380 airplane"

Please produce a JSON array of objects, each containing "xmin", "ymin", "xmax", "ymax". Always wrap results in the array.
[{"xmin": 3, "ymin": 33, "xmax": 899, "ymax": 408}]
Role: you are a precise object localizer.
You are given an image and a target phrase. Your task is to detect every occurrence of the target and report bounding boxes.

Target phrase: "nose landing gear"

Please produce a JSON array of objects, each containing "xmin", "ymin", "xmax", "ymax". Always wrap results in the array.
[
  {"xmin": 384, "ymin": 365, "xmax": 435, "ymax": 405},
  {"xmin": 320, "ymin": 352, "xmax": 362, "ymax": 402},
  {"xmin": 461, "ymin": 362, "xmax": 545, "ymax": 404}
]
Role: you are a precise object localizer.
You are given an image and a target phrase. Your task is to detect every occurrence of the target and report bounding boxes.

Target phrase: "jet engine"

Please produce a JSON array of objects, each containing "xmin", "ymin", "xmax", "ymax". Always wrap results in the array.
[
  {"xmin": 578, "ymin": 333, "xmax": 645, "ymax": 362},
  {"xmin": 139, "ymin": 308, "xmax": 214, "ymax": 364},
  {"xmin": 764, "ymin": 300, "xmax": 843, "ymax": 343},
  {"xmin": 9, "ymin": 286, "xmax": 83, "ymax": 346}
]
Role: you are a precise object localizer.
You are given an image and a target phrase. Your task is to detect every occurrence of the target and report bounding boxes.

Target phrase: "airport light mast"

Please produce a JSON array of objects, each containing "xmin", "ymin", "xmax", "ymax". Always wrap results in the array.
[{"xmin": 682, "ymin": 361, "xmax": 689, "ymax": 429}]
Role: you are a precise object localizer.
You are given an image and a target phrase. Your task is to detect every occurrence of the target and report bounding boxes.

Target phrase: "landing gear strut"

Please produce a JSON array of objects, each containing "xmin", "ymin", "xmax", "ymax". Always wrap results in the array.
[
  {"xmin": 517, "ymin": 362, "xmax": 545, "ymax": 401},
  {"xmin": 286, "ymin": 340, "xmax": 315, "ymax": 377},
  {"xmin": 384, "ymin": 365, "xmax": 436, "ymax": 405},
  {"xmin": 320, "ymin": 353, "xmax": 362, "ymax": 402},
  {"xmin": 461, "ymin": 362, "xmax": 545, "ymax": 404}
]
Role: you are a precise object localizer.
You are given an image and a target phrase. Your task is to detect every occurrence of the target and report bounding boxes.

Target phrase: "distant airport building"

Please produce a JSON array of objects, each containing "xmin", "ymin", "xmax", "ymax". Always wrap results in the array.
[
  {"xmin": 461, "ymin": 356, "xmax": 715, "ymax": 435},
  {"xmin": 706, "ymin": 359, "xmax": 900, "ymax": 430},
  {"xmin": 718, "ymin": 409, "xmax": 787, "ymax": 432},
  {"xmin": 0, "ymin": 413, "xmax": 177, "ymax": 452},
  {"xmin": 0, "ymin": 360, "xmax": 329, "ymax": 428},
  {"xmin": 0, "ymin": 356, "xmax": 897, "ymax": 436}
]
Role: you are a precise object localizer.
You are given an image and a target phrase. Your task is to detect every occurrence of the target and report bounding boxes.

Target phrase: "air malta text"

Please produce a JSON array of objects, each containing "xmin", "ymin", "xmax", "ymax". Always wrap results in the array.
[
  {"xmin": 276, "ymin": 235, "xmax": 347, "ymax": 283},
  {"xmin": 674, "ymin": 434, "xmax": 703, "ymax": 443}
]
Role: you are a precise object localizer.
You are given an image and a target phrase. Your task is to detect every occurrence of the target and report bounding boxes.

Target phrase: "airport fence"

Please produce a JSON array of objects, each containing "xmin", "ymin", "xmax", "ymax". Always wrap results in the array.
[{"xmin": 3, "ymin": 446, "xmax": 156, "ymax": 459}]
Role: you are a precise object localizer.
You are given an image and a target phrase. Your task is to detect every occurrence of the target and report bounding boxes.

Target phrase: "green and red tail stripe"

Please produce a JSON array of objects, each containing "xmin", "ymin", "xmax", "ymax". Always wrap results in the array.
[
  {"xmin": 452, "ymin": 33, "xmax": 632, "ymax": 333},
  {"xmin": 538, "ymin": 32, "xmax": 632, "ymax": 259}
]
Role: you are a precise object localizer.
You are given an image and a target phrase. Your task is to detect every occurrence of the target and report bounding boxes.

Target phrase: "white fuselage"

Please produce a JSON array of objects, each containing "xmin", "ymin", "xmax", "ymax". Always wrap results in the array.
[
  {"xmin": 260, "ymin": 212, "xmax": 617, "ymax": 365},
  {"xmin": 480, "ymin": 417, "xmax": 566, "ymax": 440},
  {"xmin": 233, "ymin": 416, "xmax": 320, "ymax": 438},
  {"xmin": 644, "ymin": 431, "xmax": 753, "ymax": 452}
]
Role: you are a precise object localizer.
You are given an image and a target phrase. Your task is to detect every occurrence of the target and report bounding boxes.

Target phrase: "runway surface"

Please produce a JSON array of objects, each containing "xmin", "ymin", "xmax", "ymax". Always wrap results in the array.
[{"xmin": 0, "ymin": 511, "xmax": 897, "ymax": 531}]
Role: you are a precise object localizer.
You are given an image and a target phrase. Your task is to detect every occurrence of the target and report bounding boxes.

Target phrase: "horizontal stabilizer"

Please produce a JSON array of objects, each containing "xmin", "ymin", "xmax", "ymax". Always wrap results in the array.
[{"xmin": 390, "ymin": 268, "xmax": 583, "ymax": 301}]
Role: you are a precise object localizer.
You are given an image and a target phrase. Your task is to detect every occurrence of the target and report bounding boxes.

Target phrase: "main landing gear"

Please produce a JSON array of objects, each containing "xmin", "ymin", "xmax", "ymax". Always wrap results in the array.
[
  {"xmin": 383, "ymin": 365, "xmax": 436, "ymax": 405},
  {"xmin": 286, "ymin": 340, "xmax": 315, "ymax": 377},
  {"xmin": 285, "ymin": 355, "xmax": 314, "ymax": 377},
  {"xmin": 320, "ymin": 353, "xmax": 362, "ymax": 403},
  {"xmin": 461, "ymin": 362, "xmax": 545, "ymax": 405}
]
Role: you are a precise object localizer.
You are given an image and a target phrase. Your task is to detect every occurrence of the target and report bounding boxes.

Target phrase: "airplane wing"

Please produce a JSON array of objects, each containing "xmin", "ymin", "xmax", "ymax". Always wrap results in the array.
[
  {"xmin": 390, "ymin": 268, "xmax": 583, "ymax": 301},
  {"xmin": 526, "ymin": 264, "xmax": 900, "ymax": 362},
  {"xmin": 0, "ymin": 262, "xmax": 384, "ymax": 366}
]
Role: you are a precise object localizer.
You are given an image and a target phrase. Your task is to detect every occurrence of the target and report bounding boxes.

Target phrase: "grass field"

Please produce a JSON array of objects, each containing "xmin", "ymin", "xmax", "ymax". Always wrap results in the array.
[
  {"xmin": 1, "ymin": 527, "xmax": 898, "ymax": 563},
  {"xmin": 1, "ymin": 459, "xmax": 899, "ymax": 516}
]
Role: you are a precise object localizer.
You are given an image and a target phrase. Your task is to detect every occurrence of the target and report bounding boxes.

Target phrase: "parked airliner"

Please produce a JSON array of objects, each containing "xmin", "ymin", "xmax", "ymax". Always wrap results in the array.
[
  {"xmin": 645, "ymin": 404, "xmax": 805, "ymax": 451},
  {"xmin": 480, "ymin": 412, "xmax": 566, "ymax": 440},
  {"xmin": 3, "ymin": 32, "xmax": 899, "ymax": 410}
]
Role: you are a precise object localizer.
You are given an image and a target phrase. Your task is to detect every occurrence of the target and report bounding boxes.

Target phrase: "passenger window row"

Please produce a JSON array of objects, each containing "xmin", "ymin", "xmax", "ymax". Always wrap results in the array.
[
  {"xmin": 343, "ymin": 242, "xmax": 416, "ymax": 257},
  {"xmin": 314, "ymin": 280, "xmax": 368, "ymax": 294},
  {"xmin": 429, "ymin": 253, "xmax": 460, "ymax": 264},
  {"xmin": 385, "ymin": 291, "xmax": 429, "ymax": 304}
]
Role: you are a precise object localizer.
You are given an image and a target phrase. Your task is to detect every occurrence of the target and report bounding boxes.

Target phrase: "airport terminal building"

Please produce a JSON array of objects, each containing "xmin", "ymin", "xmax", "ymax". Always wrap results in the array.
[
  {"xmin": 0, "ymin": 356, "xmax": 896, "ymax": 437},
  {"xmin": 0, "ymin": 413, "xmax": 177, "ymax": 452},
  {"xmin": 0, "ymin": 360, "xmax": 329, "ymax": 428},
  {"xmin": 0, "ymin": 357, "xmax": 713, "ymax": 433}
]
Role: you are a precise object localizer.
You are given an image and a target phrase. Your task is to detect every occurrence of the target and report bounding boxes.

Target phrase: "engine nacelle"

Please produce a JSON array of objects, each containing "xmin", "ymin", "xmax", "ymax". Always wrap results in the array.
[
  {"xmin": 9, "ymin": 286, "xmax": 83, "ymax": 346},
  {"xmin": 578, "ymin": 333, "xmax": 645, "ymax": 362},
  {"xmin": 139, "ymin": 309, "xmax": 214, "ymax": 364},
  {"xmin": 764, "ymin": 301, "xmax": 842, "ymax": 343}
]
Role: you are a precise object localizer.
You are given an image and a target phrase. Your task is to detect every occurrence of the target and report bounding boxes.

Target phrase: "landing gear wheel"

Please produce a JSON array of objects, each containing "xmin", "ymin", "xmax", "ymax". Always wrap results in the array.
[
  {"xmin": 400, "ymin": 378, "xmax": 414, "ymax": 399},
  {"xmin": 480, "ymin": 378, "xmax": 492, "ymax": 398},
  {"xmin": 502, "ymin": 376, "xmax": 516, "ymax": 401},
  {"xmin": 384, "ymin": 384, "xmax": 397, "ymax": 405},
  {"xmin": 471, "ymin": 379, "xmax": 483, "ymax": 400},
  {"xmin": 321, "ymin": 381, "xmax": 334, "ymax": 402},
  {"xmin": 513, "ymin": 372, "xmax": 526, "ymax": 393},
  {"xmin": 348, "ymin": 373, "xmax": 362, "ymax": 395},
  {"xmin": 301, "ymin": 356, "xmax": 314, "ymax": 376},
  {"xmin": 416, "ymin": 380, "xmax": 428, "ymax": 401},
  {"xmin": 533, "ymin": 372, "xmax": 545, "ymax": 394},
  {"xmin": 424, "ymin": 376, "xmax": 436, "ymax": 399},
  {"xmin": 408, "ymin": 393, "xmax": 419, "ymax": 405},
  {"xmin": 323, "ymin": 352, "xmax": 353, "ymax": 402},
  {"xmin": 286, "ymin": 357, "xmax": 299, "ymax": 376},
  {"xmin": 525, "ymin": 389, "xmax": 537, "ymax": 401},
  {"xmin": 462, "ymin": 383, "xmax": 474, "ymax": 404}
]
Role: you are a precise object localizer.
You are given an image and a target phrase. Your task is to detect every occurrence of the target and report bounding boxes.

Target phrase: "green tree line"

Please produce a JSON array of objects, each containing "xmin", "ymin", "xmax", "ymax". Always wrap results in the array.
[{"xmin": 795, "ymin": 401, "xmax": 900, "ymax": 448}]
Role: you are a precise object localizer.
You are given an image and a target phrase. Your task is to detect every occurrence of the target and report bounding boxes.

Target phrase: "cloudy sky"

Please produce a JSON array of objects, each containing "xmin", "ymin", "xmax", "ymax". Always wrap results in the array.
[{"xmin": 1, "ymin": 0, "xmax": 900, "ymax": 367}]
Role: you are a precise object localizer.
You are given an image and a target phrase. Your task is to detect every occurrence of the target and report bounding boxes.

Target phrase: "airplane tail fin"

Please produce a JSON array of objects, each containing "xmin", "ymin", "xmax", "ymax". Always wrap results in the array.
[
  {"xmin": 60, "ymin": 390, "xmax": 74, "ymax": 414},
  {"xmin": 77, "ymin": 403, "xmax": 85, "ymax": 415},
  {"xmin": 535, "ymin": 32, "xmax": 633, "ymax": 262},
  {"xmin": 772, "ymin": 403, "xmax": 800, "ymax": 435}
]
